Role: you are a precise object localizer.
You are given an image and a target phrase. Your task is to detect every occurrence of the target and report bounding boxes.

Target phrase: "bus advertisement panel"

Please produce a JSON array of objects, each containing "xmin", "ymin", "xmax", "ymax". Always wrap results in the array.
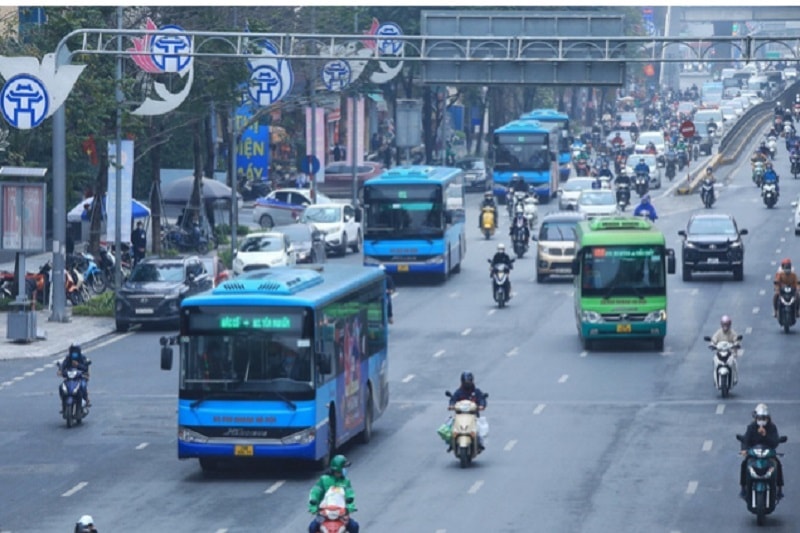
[{"xmin": 572, "ymin": 217, "xmax": 675, "ymax": 351}]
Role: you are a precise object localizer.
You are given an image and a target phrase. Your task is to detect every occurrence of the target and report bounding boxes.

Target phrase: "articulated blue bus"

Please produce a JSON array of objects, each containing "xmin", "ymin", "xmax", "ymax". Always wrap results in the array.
[
  {"xmin": 362, "ymin": 165, "xmax": 466, "ymax": 279},
  {"xmin": 492, "ymin": 119, "xmax": 559, "ymax": 204},
  {"xmin": 519, "ymin": 108, "xmax": 573, "ymax": 181},
  {"xmin": 160, "ymin": 264, "xmax": 389, "ymax": 471}
]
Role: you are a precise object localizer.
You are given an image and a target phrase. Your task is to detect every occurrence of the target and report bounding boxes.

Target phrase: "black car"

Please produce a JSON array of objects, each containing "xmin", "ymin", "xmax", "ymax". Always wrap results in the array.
[
  {"xmin": 114, "ymin": 256, "xmax": 213, "ymax": 332},
  {"xmin": 678, "ymin": 213, "xmax": 748, "ymax": 281},
  {"xmin": 273, "ymin": 223, "xmax": 327, "ymax": 264}
]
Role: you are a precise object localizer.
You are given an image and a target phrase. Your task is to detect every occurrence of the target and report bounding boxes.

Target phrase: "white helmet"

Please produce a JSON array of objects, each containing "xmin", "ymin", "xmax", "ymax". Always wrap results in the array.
[
  {"xmin": 497, "ymin": 243, "xmax": 505, "ymax": 253},
  {"xmin": 77, "ymin": 515, "xmax": 94, "ymax": 527},
  {"xmin": 515, "ymin": 203, "xmax": 524, "ymax": 214},
  {"xmin": 753, "ymin": 403, "xmax": 769, "ymax": 419}
]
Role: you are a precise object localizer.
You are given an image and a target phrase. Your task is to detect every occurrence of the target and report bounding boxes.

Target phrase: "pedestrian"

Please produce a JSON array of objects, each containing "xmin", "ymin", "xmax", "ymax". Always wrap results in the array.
[
  {"xmin": 333, "ymin": 144, "xmax": 342, "ymax": 162},
  {"xmin": 131, "ymin": 221, "xmax": 146, "ymax": 266}
]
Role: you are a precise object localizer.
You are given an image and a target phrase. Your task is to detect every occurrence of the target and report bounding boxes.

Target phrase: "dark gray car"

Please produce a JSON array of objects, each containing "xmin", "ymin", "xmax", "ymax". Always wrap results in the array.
[
  {"xmin": 273, "ymin": 223, "xmax": 327, "ymax": 264},
  {"xmin": 678, "ymin": 213, "xmax": 747, "ymax": 282}
]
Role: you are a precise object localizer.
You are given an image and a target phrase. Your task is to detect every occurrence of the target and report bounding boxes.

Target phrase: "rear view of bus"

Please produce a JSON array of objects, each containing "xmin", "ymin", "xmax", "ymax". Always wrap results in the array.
[{"xmin": 160, "ymin": 265, "xmax": 389, "ymax": 471}]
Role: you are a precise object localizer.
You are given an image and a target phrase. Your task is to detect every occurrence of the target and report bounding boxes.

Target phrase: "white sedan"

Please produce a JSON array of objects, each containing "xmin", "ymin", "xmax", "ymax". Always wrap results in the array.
[
  {"xmin": 232, "ymin": 231, "xmax": 295, "ymax": 275},
  {"xmin": 576, "ymin": 189, "xmax": 619, "ymax": 219},
  {"xmin": 558, "ymin": 177, "xmax": 597, "ymax": 211},
  {"xmin": 252, "ymin": 188, "xmax": 332, "ymax": 229}
]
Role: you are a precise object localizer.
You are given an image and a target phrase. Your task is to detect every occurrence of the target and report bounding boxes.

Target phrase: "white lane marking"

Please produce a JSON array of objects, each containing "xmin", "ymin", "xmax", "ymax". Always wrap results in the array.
[
  {"xmin": 435, "ymin": 530, "xmax": 447, "ymax": 533},
  {"xmin": 23, "ymin": 371, "xmax": 35, "ymax": 377},
  {"xmin": 580, "ymin": 350, "xmax": 588, "ymax": 358},
  {"xmin": 781, "ymin": 237, "xmax": 786, "ymax": 242},
  {"xmin": 467, "ymin": 480, "xmax": 484, "ymax": 494},
  {"xmin": 771, "ymin": 260, "xmax": 777, "ymax": 265},
  {"xmin": 505, "ymin": 347, "xmax": 519, "ymax": 357},
  {"xmin": 686, "ymin": 481, "xmax": 698, "ymax": 495},
  {"xmin": 135, "ymin": 442, "xmax": 149, "ymax": 450},
  {"xmin": 433, "ymin": 349, "xmax": 446, "ymax": 359},
  {"xmin": 776, "ymin": 248, "xmax": 782, "ymax": 254},
  {"xmin": 690, "ymin": 288, "xmax": 698, "ymax": 296},
  {"xmin": 504, "ymin": 439, "xmax": 518, "ymax": 451},
  {"xmin": 12, "ymin": 376, "xmax": 23, "ymax": 381},
  {"xmin": 88, "ymin": 332, "xmax": 134, "ymax": 351},
  {"xmin": 533, "ymin": 403, "xmax": 546, "ymax": 415},
  {"xmin": 401, "ymin": 374, "xmax": 415, "ymax": 383},
  {"xmin": 759, "ymin": 289, "xmax": 766, "ymax": 296},
  {"xmin": 745, "ymin": 327, "xmax": 753, "ymax": 335},
  {"xmin": 62, "ymin": 482, "xmax": 88, "ymax": 497},
  {"xmin": 487, "ymin": 309, "xmax": 496, "ymax": 316},
  {"xmin": 1, "ymin": 381, "xmax": 12, "ymax": 386},
  {"xmin": 461, "ymin": 328, "xmax": 472, "ymax": 336},
  {"xmin": 765, "ymin": 274, "xmax": 772, "ymax": 280},
  {"xmin": 702, "ymin": 440, "xmax": 713, "ymax": 452},
  {"xmin": 33, "ymin": 367, "xmax": 45, "ymax": 373},
  {"xmin": 215, "ymin": 529, "xmax": 228, "ymax": 533},
  {"xmin": 752, "ymin": 307, "xmax": 760, "ymax": 314},
  {"xmin": 264, "ymin": 480, "xmax": 286, "ymax": 494},
  {"xmin": 558, "ymin": 374, "xmax": 569, "ymax": 383},
  {"xmin": 448, "ymin": 291, "xmax": 459, "ymax": 298},
  {"xmin": 716, "ymin": 404, "xmax": 726, "ymax": 415}
]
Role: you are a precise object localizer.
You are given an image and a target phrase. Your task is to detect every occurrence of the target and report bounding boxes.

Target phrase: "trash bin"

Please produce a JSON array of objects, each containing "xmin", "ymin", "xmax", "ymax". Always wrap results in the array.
[{"xmin": 7, "ymin": 301, "xmax": 37, "ymax": 343}]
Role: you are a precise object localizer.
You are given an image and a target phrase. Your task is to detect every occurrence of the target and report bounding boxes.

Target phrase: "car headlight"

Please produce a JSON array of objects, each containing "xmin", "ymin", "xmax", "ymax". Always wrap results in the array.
[
  {"xmin": 581, "ymin": 311, "xmax": 603, "ymax": 324},
  {"xmin": 296, "ymin": 251, "xmax": 310, "ymax": 260},
  {"xmin": 425, "ymin": 255, "xmax": 445, "ymax": 264},
  {"xmin": 729, "ymin": 241, "xmax": 742, "ymax": 248},
  {"xmin": 644, "ymin": 309, "xmax": 667, "ymax": 323},
  {"xmin": 684, "ymin": 242, "xmax": 697, "ymax": 249}
]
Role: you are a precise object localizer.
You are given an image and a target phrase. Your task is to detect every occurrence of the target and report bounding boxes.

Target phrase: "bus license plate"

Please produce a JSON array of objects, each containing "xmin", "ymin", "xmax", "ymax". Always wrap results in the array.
[
  {"xmin": 398, "ymin": 264, "xmax": 409, "ymax": 272},
  {"xmin": 234, "ymin": 445, "xmax": 253, "ymax": 456},
  {"xmin": 616, "ymin": 324, "xmax": 632, "ymax": 333}
]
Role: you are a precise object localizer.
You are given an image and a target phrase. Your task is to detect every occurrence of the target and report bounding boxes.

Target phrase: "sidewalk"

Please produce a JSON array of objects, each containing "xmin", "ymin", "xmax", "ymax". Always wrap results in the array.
[{"xmin": 0, "ymin": 252, "xmax": 117, "ymax": 361}]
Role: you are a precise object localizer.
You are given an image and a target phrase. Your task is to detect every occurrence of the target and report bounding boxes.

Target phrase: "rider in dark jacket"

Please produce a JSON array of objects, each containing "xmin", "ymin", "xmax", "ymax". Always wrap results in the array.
[
  {"xmin": 448, "ymin": 371, "xmax": 488, "ymax": 451},
  {"xmin": 479, "ymin": 192, "xmax": 498, "ymax": 229},
  {"xmin": 490, "ymin": 243, "xmax": 514, "ymax": 298},
  {"xmin": 59, "ymin": 344, "xmax": 91, "ymax": 407},
  {"xmin": 739, "ymin": 403, "xmax": 783, "ymax": 500}
]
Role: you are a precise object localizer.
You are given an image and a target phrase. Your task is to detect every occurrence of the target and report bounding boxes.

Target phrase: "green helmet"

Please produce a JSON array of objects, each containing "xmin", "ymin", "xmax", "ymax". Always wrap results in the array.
[{"xmin": 330, "ymin": 454, "xmax": 349, "ymax": 473}]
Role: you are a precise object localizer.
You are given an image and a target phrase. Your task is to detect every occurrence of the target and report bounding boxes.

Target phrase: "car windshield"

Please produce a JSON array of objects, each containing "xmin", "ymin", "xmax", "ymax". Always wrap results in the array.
[
  {"xmin": 302, "ymin": 206, "xmax": 340, "ymax": 223},
  {"xmin": 639, "ymin": 133, "xmax": 662, "ymax": 146},
  {"xmin": 688, "ymin": 218, "xmax": 738, "ymax": 236},
  {"xmin": 130, "ymin": 263, "xmax": 185, "ymax": 283},
  {"xmin": 579, "ymin": 191, "xmax": 614, "ymax": 205},
  {"xmin": 241, "ymin": 235, "xmax": 283, "ymax": 252},
  {"xmin": 540, "ymin": 221, "xmax": 578, "ymax": 241}
]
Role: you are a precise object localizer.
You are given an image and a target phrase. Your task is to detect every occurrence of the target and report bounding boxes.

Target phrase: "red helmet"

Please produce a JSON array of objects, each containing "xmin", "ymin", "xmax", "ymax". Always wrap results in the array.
[{"xmin": 781, "ymin": 258, "xmax": 792, "ymax": 268}]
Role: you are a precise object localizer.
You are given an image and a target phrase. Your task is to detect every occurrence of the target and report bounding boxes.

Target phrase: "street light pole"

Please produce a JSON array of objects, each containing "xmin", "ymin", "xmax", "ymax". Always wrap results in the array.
[{"xmin": 114, "ymin": 6, "xmax": 123, "ymax": 290}]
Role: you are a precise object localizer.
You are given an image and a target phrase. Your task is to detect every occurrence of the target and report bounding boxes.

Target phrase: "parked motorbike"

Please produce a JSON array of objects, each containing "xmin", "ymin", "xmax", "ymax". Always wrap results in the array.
[
  {"xmin": 762, "ymin": 182, "xmax": 778, "ymax": 208},
  {"xmin": 616, "ymin": 183, "xmax": 631, "ymax": 211},
  {"xmin": 0, "ymin": 269, "xmax": 13, "ymax": 300},
  {"xmin": 162, "ymin": 225, "xmax": 210, "ymax": 255},
  {"xmin": 736, "ymin": 434, "xmax": 788, "ymax": 526},
  {"xmin": 703, "ymin": 334, "xmax": 742, "ymax": 398},
  {"xmin": 480, "ymin": 206, "xmax": 496, "ymax": 240},
  {"xmin": 444, "ymin": 391, "xmax": 489, "ymax": 468},
  {"xmin": 488, "ymin": 258, "xmax": 514, "ymax": 308},
  {"xmin": 777, "ymin": 284, "xmax": 797, "ymax": 333},
  {"xmin": 97, "ymin": 245, "xmax": 131, "ymax": 290},
  {"xmin": 700, "ymin": 178, "xmax": 715, "ymax": 208},
  {"xmin": 237, "ymin": 177, "xmax": 271, "ymax": 202},
  {"xmin": 58, "ymin": 360, "xmax": 90, "ymax": 428},
  {"xmin": 312, "ymin": 486, "xmax": 352, "ymax": 533},
  {"xmin": 634, "ymin": 173, "xmax": 649, "ymax": 197}
]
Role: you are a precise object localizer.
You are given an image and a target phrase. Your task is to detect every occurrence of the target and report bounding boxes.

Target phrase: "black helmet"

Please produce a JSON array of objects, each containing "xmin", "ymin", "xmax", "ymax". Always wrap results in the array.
[
  {"xmin": 460, "ymin": 371, "xmax": 474, "ymax": 385},
  {"xmin": 69, "ymin": 344, "xmax": 81, "ymax": 358}
]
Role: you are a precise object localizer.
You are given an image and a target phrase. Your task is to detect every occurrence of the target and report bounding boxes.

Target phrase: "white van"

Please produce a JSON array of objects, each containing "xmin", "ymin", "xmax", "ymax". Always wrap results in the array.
[{"xmin": 694, "ymin": 109, "xmax": 724, "ymax": 138}]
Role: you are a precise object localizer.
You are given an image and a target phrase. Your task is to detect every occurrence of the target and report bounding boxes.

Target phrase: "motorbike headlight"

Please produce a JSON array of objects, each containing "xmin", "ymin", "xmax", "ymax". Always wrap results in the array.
[
  {"xmin": 644, "ymin": 309, "xmax": 667, "ymax": 323},
  {"xmin": 581, "ymin": 310, "xmax": 603, "ymax": 324}
]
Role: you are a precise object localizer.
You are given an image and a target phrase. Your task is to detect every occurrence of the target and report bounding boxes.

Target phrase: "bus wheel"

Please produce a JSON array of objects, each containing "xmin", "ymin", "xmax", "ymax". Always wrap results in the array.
[{"xmin": 359, "ymin": 389, "xmax": 374, "ymax": 444}]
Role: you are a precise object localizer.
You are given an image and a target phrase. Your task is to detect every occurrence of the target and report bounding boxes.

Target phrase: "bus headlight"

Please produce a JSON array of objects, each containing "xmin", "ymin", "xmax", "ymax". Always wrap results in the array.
[
  {"xmin": 644, "ymin": 309, "xmax": 667, "ymax": 323},
  {"xmin": 281, "ymin": 427, "xmax": 316, "ymax": 445},
  {"xmin": 581, "ymin": 311, "xmax": 603, "ymax": 324},
  {"xmin": 178, "ymin": 426, "xmax": 208, "ymax": 443},
  {"xmin": 425, "ymin": 255, "xmax": 444, "ymax": 264},
  {"xmin": 363, "ymin": 256, "xmax": 380, "ymax": 265}
]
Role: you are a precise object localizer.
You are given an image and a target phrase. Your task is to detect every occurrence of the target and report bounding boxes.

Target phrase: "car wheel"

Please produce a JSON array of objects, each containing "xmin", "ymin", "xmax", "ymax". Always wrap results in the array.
[
  {"xmin": 350, "ymin": 230, "xmax": 362, "ymax": 253},
  {"xmin": 733, "ymin": 265, "xmax": 744, "ymax": 281},
  {"xmin": 259, "ymin": 214, "xmax": 274, "ymax": 229},
  {"xmin": 115, "ymin": 320, "xmax": 129, "ymax": 333},
  {"xmin": 536, "ymin": 269, "xmax": 547, "ymax": 283}
]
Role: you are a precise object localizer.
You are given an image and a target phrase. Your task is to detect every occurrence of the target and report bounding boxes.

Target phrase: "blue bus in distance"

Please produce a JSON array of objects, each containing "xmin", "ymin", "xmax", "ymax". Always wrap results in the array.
[
  {"xmin": 492, "ymin": 119, "xmax": 559, "ymax": 204},
  {"xmin": 362, "ymin": 165, "xmax": 466, "ymax": 279},
  {"xmin": 160, "ymin": 264, "xmax": 389, "ymax": 471},
  {"xmin": 519, "ymin": 108, "xmax": 573, "ymax": 181}
]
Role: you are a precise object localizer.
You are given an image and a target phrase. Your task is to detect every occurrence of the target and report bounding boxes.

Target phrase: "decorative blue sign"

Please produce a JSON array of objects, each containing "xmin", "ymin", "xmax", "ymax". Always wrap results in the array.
[
  {"xmin": 322, "ymin": 60, "xmax": 352, "ymax": 92},
  {"xmin": 150, "ymin": 24, "xmax": 193, "ymax": 73},
  {"xmin": 248, "ymin": 40, "xmax": 294, "ymax": 107},
  {"xmin": 376, "ymin": 23, "xmax": 404, "ymax": 56},
  {"xmin": 0, "ymin": 74, "xmax": 49, "ymax": 129}
]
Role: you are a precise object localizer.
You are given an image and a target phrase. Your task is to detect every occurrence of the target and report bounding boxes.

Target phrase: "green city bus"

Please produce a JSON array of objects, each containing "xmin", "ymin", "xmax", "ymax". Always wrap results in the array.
[{"xmin": 571, "ymin": 217, "xmax": 675, "ymax": 351}]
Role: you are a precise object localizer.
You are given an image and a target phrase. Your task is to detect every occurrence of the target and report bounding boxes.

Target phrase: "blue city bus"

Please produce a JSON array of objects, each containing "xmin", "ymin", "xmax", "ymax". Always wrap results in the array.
[
  {"xmin": 492, "ymin": 119, "xmax": 559, "ymax": 204},
  {"xmin": 361, "ymin": 165, "xmax": 466, "ymax": 279},
  {"xmin": 159, "ymin": 264, "xmax": 389, "ymax": 471},
  {"xmin": 520, "ymin": 108, "xmax": 573, "ymax": 181}
]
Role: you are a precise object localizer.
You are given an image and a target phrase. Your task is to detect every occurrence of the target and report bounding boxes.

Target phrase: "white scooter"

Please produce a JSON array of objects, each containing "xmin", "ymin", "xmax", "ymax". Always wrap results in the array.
[
  {"xmin": 444, "ymin": 391, "xmax": 489, "ymax": 468},
  {"xmin": 704, "ymin": 334, "xmax": 742, "ymax": 398},
  {"xmin": 522, "ymin": 195, "xmax": 538, "ymax": 231},
  {"xmin": 767, "ymin": 135, "xmax": 778, "ymax": 160}
]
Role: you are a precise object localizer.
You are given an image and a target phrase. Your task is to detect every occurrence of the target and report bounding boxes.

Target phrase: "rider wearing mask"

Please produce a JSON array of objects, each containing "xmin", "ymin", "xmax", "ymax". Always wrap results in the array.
[
  {"xmin": 710, "ymin": 315, "xmax": 740, "ymax": 385},
  {"xmin": 634, "ymin": 157, "xmax": 650, "ymax": 178},
  {"xmin": 614, "ymin": 167, "xmax": 631, "ymax": 187},
  {"xmin": 479, "ymin": 191, "xmax": 498, "ymax": 229},
  {"xmin": 633, "ymin": 194, "xmax": 658, "ymax": 222},
  {"xmin": 448, "ymin": 371, "xmax": 488, "ymax": 451},
  {"xmin": 762, "ymin": 162, "xmax": 780, "ymax": 194},
  {"xmin": 739, "ymin": 403, "xmax": 783, "ymax": 501},
  {"xmin": 597, "ymin": 161, "xmax": 614, "ymax": 180},
  {"xmin": 773, "ymin": 258, "xmax": 799, "ymax": 318},
  {"xmin": 490, "ymin": 243, "xmax": 514, "ymax": 298},
  {"xmin": 59, "ymin": 344, "xmax": 90, "ymax": 407},
  {"xmin": 758, "ymin": 140, "xmax": 771, "ymax": 159},
  {"xmin": 510, "ymin": 204, "xmax": 530, "ymax": 243},
  {"xmin": 308, "ymin": 455, "xmax": 359, "ymax": 533}
]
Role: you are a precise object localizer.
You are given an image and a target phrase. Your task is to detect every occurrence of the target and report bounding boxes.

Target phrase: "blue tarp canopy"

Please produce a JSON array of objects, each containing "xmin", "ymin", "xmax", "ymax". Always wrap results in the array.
[{"xmin": 67, "ymin": 195, "xmax": 151, "ymax": 223}]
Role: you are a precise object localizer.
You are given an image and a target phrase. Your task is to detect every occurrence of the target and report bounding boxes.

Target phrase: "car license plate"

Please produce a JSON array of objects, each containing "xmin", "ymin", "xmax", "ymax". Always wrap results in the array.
[
  {"xmin": 398, "ymin": 264, "xmax": 409, "ymax": 272},
  {"xmin": 134, "ymin": 308, "xmax": 154, "ymax": 315},
  {"xmin": 616, "ymin": 323, "xmax": 632, "ymax": 333},
  {"xmin": 707, "ymin": 257, "xmax": 719, "ymax": 264},
  {"xmin": 234, "ymin": 445, "xmax": 253, "ymax": 456}
]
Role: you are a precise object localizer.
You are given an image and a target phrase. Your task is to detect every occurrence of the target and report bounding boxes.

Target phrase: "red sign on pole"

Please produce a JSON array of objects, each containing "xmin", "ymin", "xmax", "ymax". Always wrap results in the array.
[{"xmin": 680, "ymin": 120, "xmax": 696, "ymax": 139}]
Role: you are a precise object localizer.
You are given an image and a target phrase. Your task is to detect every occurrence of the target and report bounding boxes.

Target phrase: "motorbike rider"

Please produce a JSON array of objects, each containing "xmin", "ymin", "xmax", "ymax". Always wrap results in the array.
[
  {"xmin": 739, "ymin": 403, "xmax": 784, "ymax": 501},
  {"xmin": 59, "ymin": 344, "xmax": 90, "ymax": 407},
  {"xmin": 773, "ymin": 258, "xmax": 799, "ymax": 318},
  {"xmin": 74, "ymin": 515, "xmax": 98, "ymax": 533},
  {"xmin": 510, "ymin": 204, "xmax": 530, "ymax": 243},
  {"xmin": 308, "ymin": 455, "xmax": 359, "ymax": 533},
  {"xmin": 707, "ymin": 118, "xmax": 718, "ymax": 136},
  {"xmin": 508, "ymin": 173, "xmax": 527, "ymax": 196},
  {"xmin": 710, "ymin": 315, "xmax": 740, "ymax": 386},
  {"xmin": 634, "ymin": 157, "xmax": 650, "ymax": 179},
  {"xmin": 757, "ymin": 140, "xmax": 771, "ymax": 159},
  {"xmin": 479, "ymin": 191, "xmax": 498, "ymax": 229},
  {"xmin": 633, "ymin": 194, "xmax": 658, "ymax": 222},
  {"xmin": 490, "ymin": 243, "xmax": 514, "ymax": 299},
  {"xmin": 614, "ymin": 167, "xmax": 631, "ymax": 188},
  {"xmin": 447, "ymin": 371, "xmax": 488, "ymax": 451},
  {"xmin": 597, "ymin": 160, "xmax": 614, "ymax": 180},
  {"xmin": 762, "ymin": 162, "xmax": 780, "ymax": 195}
]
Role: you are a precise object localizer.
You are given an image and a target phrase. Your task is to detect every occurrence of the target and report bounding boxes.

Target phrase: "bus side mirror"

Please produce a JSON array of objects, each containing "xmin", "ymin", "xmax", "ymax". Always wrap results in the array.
[
  {"xmin": 667, "ymin": 248, "xmax": 676, "ymax": 274},
  {"xmin": 571, "ymin": 258, "xmax": 579, "ymax": 276},
  {"xmin": 316, "ymin": 353, "xmax": 332, "ymax": 375}
]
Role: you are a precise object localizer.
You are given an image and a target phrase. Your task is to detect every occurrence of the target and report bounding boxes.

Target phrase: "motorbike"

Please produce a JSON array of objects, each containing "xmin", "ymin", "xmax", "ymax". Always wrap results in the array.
[
  {"xmin": 791, "ymin": 155, "xmax": 800, "ymax": 179},
  {"xmin": 777, "ymin": 284, "xmax": 797, "ymax": 333},
  {"xmin": 677, "ymin": 148, "xmax": 688, "ymax": 171},
  {"xmin": 312, "ymin": 486, "xmax": 352, "ymax": 533},
  {"xmin": 511, "ymin": 216, "xmax": 529, "ymax": 259},
  {"xmin": 0, "ymin": 269, "xmax": 14, "ymax": 300},
  {"xmin": 752, "ymin": 162, "xmax": 765, "ymax": 187},
  {"xmin": 507, "ymin": 190, "xmax": 530, "ymax": 218},
  {"xmin": 78, "ymin": 252, "xmax": 107, "ymax": 294},
  {"xmin": 767, "ymin": 135, "xmax": 778, "ymax": 160},
  {"xmin": 64, "ymin": 259, "xmax": 89, "ymax": 306},
  {"xmin": 480, "ymin": 206, "xmax": 496, "ymax": 240},
  {"xmin": 97, "ymin": 245, "xmax": 131, "ymax": 290},
  {"xmin": 488, "ymin": 258, "xmax": 513, "ymax": 308},
  {"xmin": 736, "ymin": 434, "xmax": 788, "ymax": 526},
  {"xmin": 161, "ymin": 224, "xmax": 210, "ymax": 255},
  {"xmin": 58, "ymin": 360, "xmax": 90, "ymax": 428},
  {"xmin": 700, "ymin": 178, "xmax": 715, "ymax": 208},
  {"xmin": 575, "ymin": 159, "xmax": 590, "ymax": 177},
  {"xmin": 703, "ymin": 334, "xmax": 742, "ymax": 398},
  {"xmin": 762, "ymin": 182, "xmax": 778, "ymax": 208},
  {"xmin": 444, "ymin": 391, "xmax": 489, "ymax": 468},
  {"xmin": 665, "ymin": 159, "xmax": 676, "ymax": 181},
  {"xmin": 634, "ymin": 172, "xmax": 649, "ymax": 197},
  {"xmin": 237, "ymin": 177, "xmax": 270, "ymax": 202},
  {"xmin": 522, "ymin": 196, "xmax": 538, "ymax": 230},
  {"xmin": 616, "ymin": 183, "xmax": 631, "ymax": 211}
]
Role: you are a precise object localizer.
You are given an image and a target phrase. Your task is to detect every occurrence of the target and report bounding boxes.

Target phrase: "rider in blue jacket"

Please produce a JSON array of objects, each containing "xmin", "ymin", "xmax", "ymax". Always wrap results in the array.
[
  {"xmin": 633, "ymin": 194, "xmax": 658, "ymax": 222},
  {"xmin": 634, "ymin": 157, "xmax": 650, "ymax": 178},
  {"xmin": 763, "ymin": 162, "xmax": 780, "ymax": 194}
]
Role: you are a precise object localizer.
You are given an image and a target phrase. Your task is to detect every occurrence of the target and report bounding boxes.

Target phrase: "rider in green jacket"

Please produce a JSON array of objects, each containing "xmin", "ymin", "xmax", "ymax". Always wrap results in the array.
[{"xmin": 308, "ymin": 454, "xmax": 359, "ymax": 532}]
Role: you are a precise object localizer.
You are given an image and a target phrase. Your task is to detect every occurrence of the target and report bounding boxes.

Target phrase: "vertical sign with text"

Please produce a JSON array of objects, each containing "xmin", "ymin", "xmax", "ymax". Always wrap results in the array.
[
  {"xmin": 235, "ymin": 104, "xmax": 270, "ymax": 183},
  {"xmin": 107, "ymin": 140, "xmax": 134, "ymax": 244}
]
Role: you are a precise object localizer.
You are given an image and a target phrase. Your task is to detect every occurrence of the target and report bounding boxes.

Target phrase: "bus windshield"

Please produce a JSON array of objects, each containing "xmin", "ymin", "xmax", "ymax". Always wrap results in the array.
[
  {"xmin": 493, "ymin": 133, "xmax": 551, "ymax": 171},
  {"xmin": 580, "ymin": 245, "xmax": 666, "ymax": 298},
  {"xmin": 363, "ymin": 184, "xmax": 444, "ymax": 239}
]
